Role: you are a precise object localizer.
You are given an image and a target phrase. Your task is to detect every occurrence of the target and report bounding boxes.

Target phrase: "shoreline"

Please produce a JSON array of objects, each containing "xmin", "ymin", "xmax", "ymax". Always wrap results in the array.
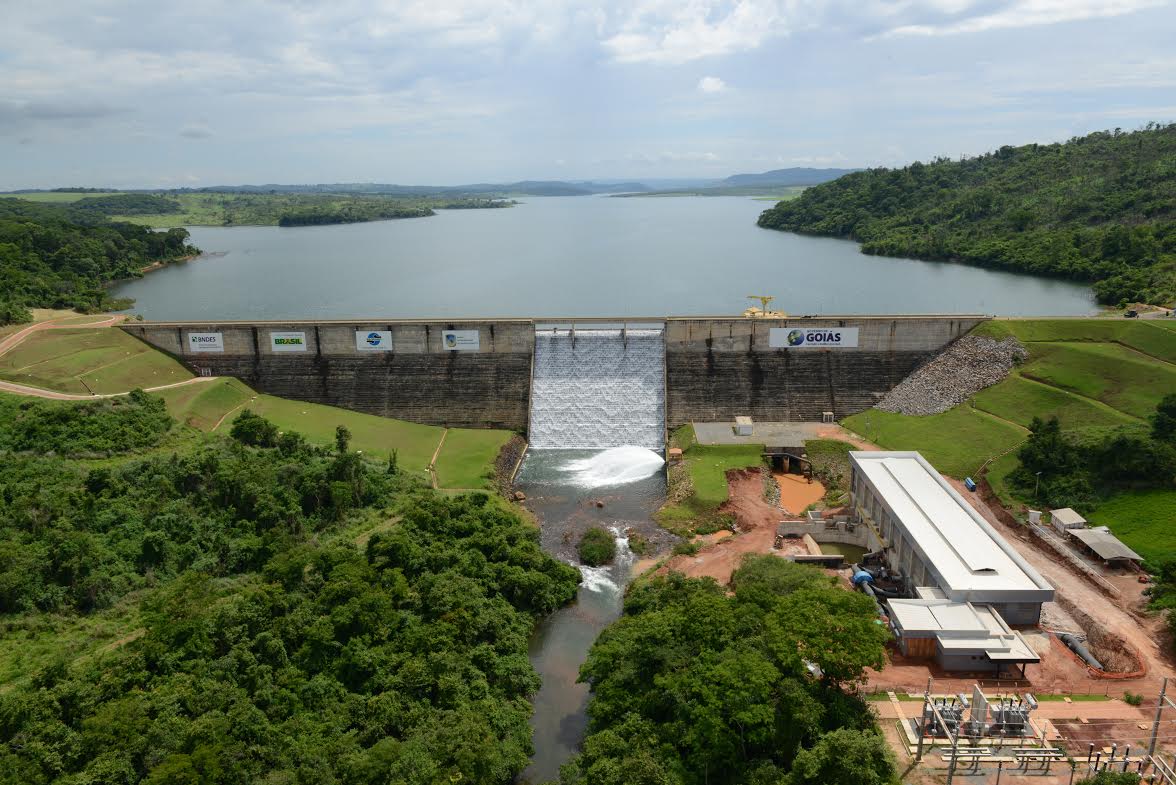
[{"xmin": 138, "ymin": 250, "xmax": 226, "ymax": 275}]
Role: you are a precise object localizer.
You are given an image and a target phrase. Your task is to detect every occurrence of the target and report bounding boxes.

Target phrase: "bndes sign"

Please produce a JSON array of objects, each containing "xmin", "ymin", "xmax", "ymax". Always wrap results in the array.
[
  {"xmin": 355, "ymin": 330, "xmax": 393, "ymax": 351},
  {"xmin": 269, "ymin": 331, "xmax": 308, "ymax": 352},
  {"xmin": 769, "ymin": 327, "xmax": 860, "ymax": 349},
  {"xmin": 187, "ymin": 332, "xmax": 224, "ymax": 353}
]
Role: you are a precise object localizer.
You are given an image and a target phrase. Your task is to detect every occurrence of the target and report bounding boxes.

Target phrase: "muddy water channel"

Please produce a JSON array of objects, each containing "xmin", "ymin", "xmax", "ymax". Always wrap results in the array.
[{"xmin": 514, "ymin": 449, "xmax": 675, "ymax": 783}]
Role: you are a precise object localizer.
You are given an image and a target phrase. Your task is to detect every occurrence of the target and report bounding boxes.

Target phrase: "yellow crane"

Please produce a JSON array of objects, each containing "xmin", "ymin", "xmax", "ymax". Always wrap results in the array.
[{"xmin": 743, "ymin": 295, "xmax": 787, "ymax": 318}]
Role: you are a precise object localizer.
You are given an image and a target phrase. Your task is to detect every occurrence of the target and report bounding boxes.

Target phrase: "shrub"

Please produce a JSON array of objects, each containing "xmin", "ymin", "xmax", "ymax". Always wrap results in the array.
[
  {"xmin": 578, "ymin": 527, "xmax": 617, "ymax": 566},
  {"xmin": 1123, "ymin": 691, "xmax": 1144, "ymax": 706},
  {"xmin": 672, "ymin": 540, "xmax": 700, "ymax": 557},
  {"xmin": 230, "ymin": 409, "xmax": 279, "ymax": 447}
]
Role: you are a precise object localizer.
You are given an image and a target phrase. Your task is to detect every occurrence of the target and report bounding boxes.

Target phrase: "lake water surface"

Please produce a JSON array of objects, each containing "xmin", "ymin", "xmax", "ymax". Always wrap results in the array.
[{"xmin": 112, "ymin": 196, "xmax": 1097, "ymax": 319}]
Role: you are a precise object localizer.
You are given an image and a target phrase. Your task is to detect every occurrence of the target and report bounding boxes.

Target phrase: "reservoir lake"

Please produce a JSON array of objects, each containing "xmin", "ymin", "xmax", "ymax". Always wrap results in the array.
[{"xmin": 112, "ymin": 196, "xmax": 1098, "ymax": 319}]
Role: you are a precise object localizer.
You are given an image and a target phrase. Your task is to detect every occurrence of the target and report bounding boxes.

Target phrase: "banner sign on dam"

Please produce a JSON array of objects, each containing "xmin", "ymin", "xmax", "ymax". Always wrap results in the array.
[
  {"xmin": 355, "ymin": 330, "xmax": 393, "ymax": 351},
  {"xmin": 186, "ymin": 332, "xmax": 224, "ymax": 352},
  {"xmin": 769, "ymin": 326, "xmax": 859, "ymax": 349},
  {"xmin": 269, "ymin": 331, "xmax": 308, "ymax": 352}
]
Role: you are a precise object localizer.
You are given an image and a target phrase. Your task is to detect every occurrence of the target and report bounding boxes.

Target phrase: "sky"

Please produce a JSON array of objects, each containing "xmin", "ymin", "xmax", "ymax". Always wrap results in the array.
[{"xmin": 1, "ymin": 0, "xmax": 1174, "ymax": 189}]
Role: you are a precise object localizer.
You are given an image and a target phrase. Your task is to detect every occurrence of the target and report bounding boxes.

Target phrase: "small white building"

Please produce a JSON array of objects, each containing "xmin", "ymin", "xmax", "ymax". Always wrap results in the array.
[
  {"xmin": 734, "ymin": 416, "xmax": 753, "ymax": 436},
  {"xmin": 1050, "ymin": 507, "xmax": 1086, "ymax": 535}
]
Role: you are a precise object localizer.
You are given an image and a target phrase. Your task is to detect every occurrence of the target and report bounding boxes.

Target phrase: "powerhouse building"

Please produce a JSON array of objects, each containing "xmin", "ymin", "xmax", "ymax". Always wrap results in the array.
[{"xmin": 848, "ymin": 451, "xmax": 1055, "ymax": 625}]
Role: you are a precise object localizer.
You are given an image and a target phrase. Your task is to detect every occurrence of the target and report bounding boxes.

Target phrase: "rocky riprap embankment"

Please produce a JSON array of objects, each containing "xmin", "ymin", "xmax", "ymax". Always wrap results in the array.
[{"xmin": 875, "ymin": 336, "xmax": 1028, "ymax": 416}]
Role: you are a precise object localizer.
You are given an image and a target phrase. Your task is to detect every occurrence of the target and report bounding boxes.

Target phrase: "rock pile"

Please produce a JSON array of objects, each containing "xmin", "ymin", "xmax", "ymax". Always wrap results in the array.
[{"xmin": 875, "ymin": 336, "xmax": 1027, "ymax": 415}]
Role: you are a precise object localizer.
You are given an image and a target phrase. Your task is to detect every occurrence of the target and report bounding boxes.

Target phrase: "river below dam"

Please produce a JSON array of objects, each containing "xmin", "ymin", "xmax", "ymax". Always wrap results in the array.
[
  {"xmin": 111, "ymin": 195, "xmax": 1098, "ymax": 319},
  {"xmin": 513, "ymin": 448, "xmax": 674, "ymax": 783}
]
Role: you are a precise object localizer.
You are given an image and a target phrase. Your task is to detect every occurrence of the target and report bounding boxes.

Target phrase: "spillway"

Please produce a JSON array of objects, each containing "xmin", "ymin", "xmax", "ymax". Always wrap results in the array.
[{"xmin": 528, "ymin": 327, "xmax": 665, "ymax": 451}]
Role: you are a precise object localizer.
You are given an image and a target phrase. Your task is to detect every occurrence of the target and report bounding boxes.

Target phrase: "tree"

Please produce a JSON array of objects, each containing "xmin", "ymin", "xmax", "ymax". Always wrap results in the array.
[
  {"xmin": 785, "ymin": 728, "xmax": 895, "ymax": 785},
  {"xmin": 1076, "ymin": 772, "xmax": 1141, "ymax": 785},
  {"xmin": 387, "ymin": 448, "xmax": 399, "ymax": 475},
  {"xmin": 229, "ymin": 409, "xmax": 279, "ymax": 447},
  {"xmin": 335, "ymin": 424, "xmax": 352, "ymax": 454},
  {"xmin": 1154, "ymin": 393, "xmax": 1176, "ymax": 441}
]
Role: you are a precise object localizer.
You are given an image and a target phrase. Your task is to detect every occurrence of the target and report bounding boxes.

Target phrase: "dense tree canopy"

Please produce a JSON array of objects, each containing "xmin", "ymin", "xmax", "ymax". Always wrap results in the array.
[
  {"xmin": 1012, "ymin": 401, "xmax": 1176, "ymax": 513},
  {"xmin": 0, "ymin": 199, "xmax": 197, "ymax": 320},
  {"xmin": 758, "ymin": 124, "xmax": 1176, "ymax": 305},
  {"xmin": 559, "ymin": 557, "xmax": 893, "ymax": 785},
  {"xmin": 0, "ymin": 390, "xmax": 173, "ymax": 456},
  {"xmin": 0, "ymin": 405, "xmax": 580, "ymax": 783}
]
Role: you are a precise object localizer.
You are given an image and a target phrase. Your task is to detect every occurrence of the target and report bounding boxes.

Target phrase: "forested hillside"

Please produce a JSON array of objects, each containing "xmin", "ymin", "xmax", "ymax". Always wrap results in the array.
[
  {"xmin": 758, "ymin": 124, "xmax": 1176, "ymax": 306},
  {"xmin": 0, "ymin": 397, "xmax": 580, "ymax": 783},
  {"xmin": 0, "ymin": 199, "xmax": 197, "ymax": 321}
]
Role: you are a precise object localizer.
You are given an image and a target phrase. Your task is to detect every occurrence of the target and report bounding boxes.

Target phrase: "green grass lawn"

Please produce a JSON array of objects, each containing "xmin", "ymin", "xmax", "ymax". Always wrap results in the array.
[
  {"xmin": 0, "ymin": 328, "xmax": 192, "ymax": 394},
  {"xmin": 971, "ymin": 374, "xmax": 1138, "ymax": 429},
  {"xmin": 1015, "ymin": 342, "xmax": 1175, "ymax": 419},
  {"xmin": 842, "ymin": 407, "xmax": 1027, "ymax": 479},
  {"xmin": 658, "ymin": 442, "xmax": 765, "ymax": 530},
  {"xmin": 434, "ymin": 429, "xmax": 513, "ymax": 490},
  {"xmin": 1085, "ymin": 490, "xmax": 1176, "ymax": 565},
  {"xmin": 154, "ymin": 377, "xmax": 254, "ymax": 431},
  {"xmin": 975, "ymin": 319, "xmax": 1176, "ymax": 363}
]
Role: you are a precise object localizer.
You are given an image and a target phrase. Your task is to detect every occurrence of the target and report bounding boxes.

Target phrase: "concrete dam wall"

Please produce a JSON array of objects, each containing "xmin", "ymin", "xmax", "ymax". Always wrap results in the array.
[
  {"xmin": 124, "ymin": 315, "xmax": 986, "ymax": 434},
  {"xmin": 663, "ymin": 317, "xmax": 985, "ymax": 426},
  {"xmin": 123, "ymin": 320, "xmax": 534, "ymax": 430}
]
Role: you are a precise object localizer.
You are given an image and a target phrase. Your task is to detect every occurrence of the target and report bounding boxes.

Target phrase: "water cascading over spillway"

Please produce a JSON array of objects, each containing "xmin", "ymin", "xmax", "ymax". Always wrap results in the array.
[{"xmin": 529, "ymin": 327, "xmax": 666, "ymax": 451}]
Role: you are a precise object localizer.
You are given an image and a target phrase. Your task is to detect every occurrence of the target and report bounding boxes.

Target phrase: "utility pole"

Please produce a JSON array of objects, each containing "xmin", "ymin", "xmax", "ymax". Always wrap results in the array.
[
  {"xmin": 1149, "ymin": 677, "xmax": 1170, "ymax": 760},
  {"xmin": 929, "ymin": 698, "xmax": 960, "ymax": 785},
  {"xmin": 917, "ymin": 677, "xmax": 932, "ymax": 762}
]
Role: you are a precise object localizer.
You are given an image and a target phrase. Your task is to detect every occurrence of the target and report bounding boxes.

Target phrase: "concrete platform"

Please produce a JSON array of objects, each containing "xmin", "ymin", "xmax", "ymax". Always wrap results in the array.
[{"xmin": 693, "ymin": 421, "xmax": 832, "ymax": 446}]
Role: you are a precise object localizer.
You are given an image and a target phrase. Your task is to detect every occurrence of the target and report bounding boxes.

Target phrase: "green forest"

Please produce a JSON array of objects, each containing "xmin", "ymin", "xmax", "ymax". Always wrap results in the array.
[
  {"xmin": 758, "ymin": 124, "xmax": 1176, "ymax": 306},
  {"xmin": 0, "ymin": 395, "xmax": 580, "ymax": 783},
  {"xmin": 558, "ymin": 557, "xmax": 895, "ymax": 785},
  {"xmin": 0, "ymin": 199, "xmax": 197, "ymax": 320}
]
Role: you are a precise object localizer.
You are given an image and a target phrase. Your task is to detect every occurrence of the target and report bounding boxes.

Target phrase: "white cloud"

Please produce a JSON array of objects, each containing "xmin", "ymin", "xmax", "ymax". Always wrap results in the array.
[
  {"xmin": 698, "ymin": 76, "xmax": 727, "ymax": 93},
  {"xmin": 603, "ymin": 1, "xmax": 784, "ymax": 64},
  {"xmin": 879, "ymin": 0, "xmax": 1168, "ymax": 37}
]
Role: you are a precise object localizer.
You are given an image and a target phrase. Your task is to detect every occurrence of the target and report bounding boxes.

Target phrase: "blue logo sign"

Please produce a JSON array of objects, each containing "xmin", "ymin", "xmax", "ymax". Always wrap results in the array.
[
  {"xmin": 365, "ymin": 332, "xmax": 383, "ymax": 347},
  {"xmin": 787, "ymin": 329, "xmax": 806, "ymax": 346}
]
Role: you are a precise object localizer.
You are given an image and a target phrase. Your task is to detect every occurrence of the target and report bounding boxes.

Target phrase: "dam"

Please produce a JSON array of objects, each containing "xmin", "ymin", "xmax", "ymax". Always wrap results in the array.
[{"xmin": 122, "ymin": 314, "xmax": 987, "ymax": 434}]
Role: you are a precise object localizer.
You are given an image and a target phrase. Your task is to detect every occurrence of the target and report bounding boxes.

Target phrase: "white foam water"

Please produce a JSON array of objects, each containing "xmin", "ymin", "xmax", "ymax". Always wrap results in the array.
[
  {"xmin": 562, "ymin": 446, "xmax": 665, "ymax": 488},
  {"xmin": 529, "ymin": 328, "xmax": 665, "ymax": 450}
]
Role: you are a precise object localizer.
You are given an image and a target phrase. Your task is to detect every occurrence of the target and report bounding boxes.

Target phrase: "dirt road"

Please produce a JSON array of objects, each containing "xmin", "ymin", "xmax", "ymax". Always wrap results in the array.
[{"xmin": 947, "ymin": 477, "xmax": 1175, "ymax": 695}]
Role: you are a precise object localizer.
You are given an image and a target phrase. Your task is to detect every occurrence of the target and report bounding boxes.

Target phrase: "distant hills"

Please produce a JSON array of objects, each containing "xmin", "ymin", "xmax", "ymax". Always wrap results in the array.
[
  {"xmin": 6, "ymin": 168, "xmax": 856, "ymax": 198},
  {"xmin": 721, "ymin": 167, "xmax": 859, "ymax": 187}
]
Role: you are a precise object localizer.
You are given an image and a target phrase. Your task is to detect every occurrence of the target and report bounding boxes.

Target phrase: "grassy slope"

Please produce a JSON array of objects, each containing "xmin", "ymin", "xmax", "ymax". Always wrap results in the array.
[
  {"xmin": 0, "ymin": 328, "xmax": 510, "ymax": 491},
  {"xmin": 850, "ymin": 318, "xmax": 1176, "ymax": 560},
  {"xmin": 0, "ymin": 328, "xmax": 192, "ymax": 394},
  {"xmin": 1086, "ymin": 490, "xmax": 1176, "ymax": 564},
  {"xmin": 842, "ymin": 406, "xmax": 1027, "ymax": 479},
  {"xmin": 154, "ymin": 378, "xmax": 507, "ymax": 490}
]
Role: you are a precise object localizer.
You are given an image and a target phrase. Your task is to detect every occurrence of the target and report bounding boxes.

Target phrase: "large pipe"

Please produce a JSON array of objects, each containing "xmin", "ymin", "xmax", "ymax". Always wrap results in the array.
[{"xmin": 1060, "ymin": 633, "xmax": 1104, "ymax": 670}]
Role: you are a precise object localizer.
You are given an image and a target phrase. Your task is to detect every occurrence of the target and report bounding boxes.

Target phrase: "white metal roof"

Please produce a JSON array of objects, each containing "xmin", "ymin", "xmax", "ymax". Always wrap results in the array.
[
  {"xmin": 851, "ymin": 452, "xmax": 1053, "ymax": 601},
  {"xmin": 1050, "ymin": 507, "xmax": 1086, "ymax": 527},
  {"xmin": 1068, "ymin": 528, "xmax": 1143, "ymax": 562},
  {"xmin": 888, "ymin": 600, "xmax": 1039, "ymax": 662}
]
